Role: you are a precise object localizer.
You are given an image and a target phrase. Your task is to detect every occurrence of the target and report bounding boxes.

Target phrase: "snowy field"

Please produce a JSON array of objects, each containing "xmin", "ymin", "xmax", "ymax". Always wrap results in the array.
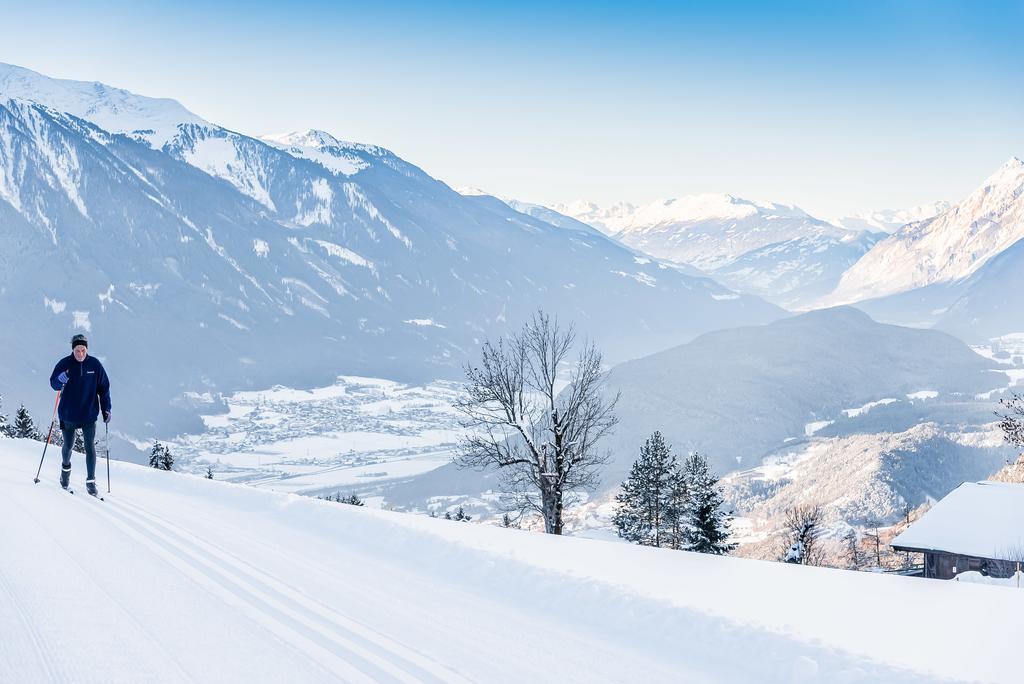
[
  {"xmin": 2, "ymin": 438, "xmax": 1021, "ymax": 684},
  {"xmin": 168, "ymin": 376, "xmax": 466, "ymax": 498}
]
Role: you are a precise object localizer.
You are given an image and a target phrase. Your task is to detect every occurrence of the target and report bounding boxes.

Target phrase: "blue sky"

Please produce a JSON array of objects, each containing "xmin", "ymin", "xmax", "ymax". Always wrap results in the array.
[{"xmin": 3, "ymin": 1, "xmax": 1023, "ymax": 216}]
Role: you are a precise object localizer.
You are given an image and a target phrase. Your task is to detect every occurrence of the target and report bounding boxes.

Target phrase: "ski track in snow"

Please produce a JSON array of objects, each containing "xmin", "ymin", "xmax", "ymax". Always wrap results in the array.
[{"xmin": 101, "ymin": 497, "xmax": 465, "ymax": 684}]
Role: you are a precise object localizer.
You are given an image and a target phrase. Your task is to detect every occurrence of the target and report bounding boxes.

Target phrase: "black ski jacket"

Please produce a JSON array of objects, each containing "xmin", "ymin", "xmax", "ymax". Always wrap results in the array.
[{"xmin": 49, "ymin": 355, "xmax": 112, "ymax": 424}]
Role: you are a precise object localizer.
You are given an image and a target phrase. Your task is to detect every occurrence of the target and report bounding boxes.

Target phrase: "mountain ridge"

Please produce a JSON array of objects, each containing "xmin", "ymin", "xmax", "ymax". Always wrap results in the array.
[{"xmin": 826, "ymin": 157, "xmax": 1024, "ymax": 305}]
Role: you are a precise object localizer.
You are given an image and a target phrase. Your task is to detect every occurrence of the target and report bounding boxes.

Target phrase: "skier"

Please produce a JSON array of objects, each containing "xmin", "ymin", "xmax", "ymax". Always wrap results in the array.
[{"xmin": 49, "ymin": 334, "xmax": 111, "ymax": 496}]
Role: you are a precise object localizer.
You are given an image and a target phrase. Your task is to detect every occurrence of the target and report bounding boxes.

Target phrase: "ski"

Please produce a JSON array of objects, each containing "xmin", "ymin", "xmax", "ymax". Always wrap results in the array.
[{"xmin": 57, "ymin": 484, "xmax": 105, "ymax": 501}]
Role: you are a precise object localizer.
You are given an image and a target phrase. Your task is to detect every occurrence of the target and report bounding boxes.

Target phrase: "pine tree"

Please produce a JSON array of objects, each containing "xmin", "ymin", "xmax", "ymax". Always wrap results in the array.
[
  {"xmin": 613, "ymin": 431, "xmax": 677, "ymax": 547},
  {"xmin": 664, "ymin": 461, "xmax": 690, "ymax": 550},
  {"xmin": 73, "ymin": 431, "xmax": 86, "ymax": 454},
  {"xmin": 149, "ymin": 441, "xmax": 164, "ymax": 469},
  {"xmin": 160, "ymin": 445, "xmax": 174, "ymax": 471},
  {"xmin": 0, "ymin": 394, "xmax": 12, "ymax": 438},
  {"xmin": 682, "ymin": 452, "xmax": 736, "ymax": 555},
  {"xmin": 453, "ymin": 506, "xmax": 471, "ymax": 521},
  {"xmin": 13, "ymin": 404, "xmax": 40, "ymax": 440},
  {"xmin": 205, "ymin": 465, "xmax": 214, "ymax": 479},
  {"xmin": 343, "ymin": 493, "xmax": 364, "ymax": 506}
]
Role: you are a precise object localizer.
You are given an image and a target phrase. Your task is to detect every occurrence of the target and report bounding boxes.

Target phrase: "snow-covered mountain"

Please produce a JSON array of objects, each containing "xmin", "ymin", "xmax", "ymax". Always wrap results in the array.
[
  {"xmin": 722, "ymin": 422, "xmax": 1011, "ymax": 532},
  {"xmin": 551, "ymin": 194, "xmax": 878, "ymax": 308},
  {"xmin": 936, "ymin": 234, "xmax": 1024, "ymax": 340},
  {"xmin": 551, "ymin": 194, "xmax": 853, "ymax": 271},
  {"xmin": 455, "ymin": 188, "xmax": 611, "ymax": 238},
  {"xmin": 830, "ymin": 201, "xmax": 950, "ymax": 234},
  {"xmin": 4, "ymin": 438, "xmax": 1020, "ymax": 684},
  {"xmin": 456, "ymin": 189, "xmax": 709, "ymax": 277},
  {"xmin": 547, "ymin": 199, "xmax": 637, "ymax": 236},
  {"xmin": 709, "ymin": 230, "xmax": 883, "ymax": 309},
  {"xmin": 597, "ymin": 307, "xmax": 1005, "ymax": 482},
  {"xmin": 0, "ymin": 63, "xmax": 782, "ymax": 442},
  {"xmin": 0, "ymin": 62, "xmax": 206, "ymax": 148},
  {"xmin": 827, "ymin": 158, "xmax": 1024, "ymax": 305}
]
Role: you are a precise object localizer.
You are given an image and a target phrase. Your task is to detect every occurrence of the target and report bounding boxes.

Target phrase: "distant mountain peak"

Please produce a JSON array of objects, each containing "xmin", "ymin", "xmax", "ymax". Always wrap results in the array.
[
  {"xmin": 980, "ymin": 155, "xmax": 1024, "ymax": 191},
  {"xmin": 454, "ymin": 186, "xmax": 491, "ymax": 197},
  {"xmin": 552, "ymin": 192, "xmax": 845, "ymax": 274},
  {"xmin": 263, "ymin": 129, "xmax": 346, "ymax": 149}
]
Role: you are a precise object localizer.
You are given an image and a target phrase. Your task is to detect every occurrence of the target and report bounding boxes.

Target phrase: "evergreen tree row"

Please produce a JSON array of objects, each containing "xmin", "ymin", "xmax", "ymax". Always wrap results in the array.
[
  {"xmin": 0, "ymin": 396, "xmax": 45, "ymax": 441},
  {"xmin": 0, "ymin": 395, "xmax": 87, "ymax": 452},
  {"xmin": 318, "ymin": 492, "xmax": 365, "ymax": 506},
  {"xmin": 613, "ymin": 431, "xmax": 736, "ymax": 555}
]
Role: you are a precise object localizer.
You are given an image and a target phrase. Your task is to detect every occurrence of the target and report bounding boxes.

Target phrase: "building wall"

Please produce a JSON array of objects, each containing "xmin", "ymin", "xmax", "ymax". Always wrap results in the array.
[{"xmin": 924, "ymin": 552, "xmax": 1021, "ymax": 580}]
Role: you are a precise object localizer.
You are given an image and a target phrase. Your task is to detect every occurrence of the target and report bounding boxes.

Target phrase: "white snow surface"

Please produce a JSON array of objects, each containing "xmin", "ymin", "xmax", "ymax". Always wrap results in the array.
[
  {"xmin": 2, "ymin": 438, "xmax": 1021, "ymax": 683},
  {"xmin": 842, "ymin": 397, "xmax": 898, "ymax": 418},
  {"xmin": 180, "ymin": 134, "xmax": 277, "ymax": 210},
  {"xmin": 891, "ymin": 481, "xmax": 1024, "ymax": 559},
  {"xmin": 0, "ymin": 62, "xmax": 205, "ymax": 148},
  {"xmin": 907, "ymin": 390, "xmax": 939, "ymax": 400},
  {"xmin": 804, "ymin": 419, "xmax": 833, "ymax": 436}
]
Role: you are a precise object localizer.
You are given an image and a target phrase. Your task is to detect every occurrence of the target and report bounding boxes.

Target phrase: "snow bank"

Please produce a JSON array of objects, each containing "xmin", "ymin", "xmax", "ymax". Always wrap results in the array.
[{"xmin": 1, "ymin": 438, "xmax": 1019, "ymax": 683}]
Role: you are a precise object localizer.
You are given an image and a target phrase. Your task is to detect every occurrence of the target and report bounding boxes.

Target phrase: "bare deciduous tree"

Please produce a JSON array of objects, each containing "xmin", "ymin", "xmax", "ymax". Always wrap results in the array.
[
  {"xmin": 454, "ymin": 311, "xmax": 619, "ymax": 534},
  {"xmin": 997, "ymin": 393, "xmax": 1024, "ymax": 449},
  {"xmin": 782, "ymin": 504, "xmax": 825, "ymax": 566},
  {"xmin": 995, "ymin": 394, "xmax": 1024, "ymax": 483},
  {"xmin": 864, "ymin": 519, "xmax": 885, "ymax": 567},
  {"xmin": 843, "ymin": 529, "xmax": 864, "ymax": 570}
]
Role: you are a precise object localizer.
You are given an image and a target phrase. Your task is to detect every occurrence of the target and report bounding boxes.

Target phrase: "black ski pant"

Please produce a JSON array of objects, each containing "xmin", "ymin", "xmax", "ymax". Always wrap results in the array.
[{"xmin": 60, "ymin": 419, "xmax": 97, "ymax": 481}]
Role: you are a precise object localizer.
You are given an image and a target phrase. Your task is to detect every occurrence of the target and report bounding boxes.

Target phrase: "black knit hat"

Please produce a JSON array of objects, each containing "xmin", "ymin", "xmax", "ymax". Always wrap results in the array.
[{"xmin": 71, "ymin": 333, "xmax": 88, "ymax": 349}]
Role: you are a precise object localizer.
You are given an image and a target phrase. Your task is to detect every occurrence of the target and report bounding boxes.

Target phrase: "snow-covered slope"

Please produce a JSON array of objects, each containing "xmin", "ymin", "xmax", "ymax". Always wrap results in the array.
[
  {"xmin": 936, "ymin": 234, "xmax": 1024, "ymax": 340},
  {"xmin": 828, "ymin": 158, "xmax": 1024, "ymax": 305},
  {"xmin": 830, "ymin": 202, "xmax": 950, "ymax": 234},
  {"xmin": 0, "ymin": 63, "xmax": 782, "ymax": 443},
  {"xmin": 2, "ymin": 437, "xmax": 1020, "ymax": 683}
]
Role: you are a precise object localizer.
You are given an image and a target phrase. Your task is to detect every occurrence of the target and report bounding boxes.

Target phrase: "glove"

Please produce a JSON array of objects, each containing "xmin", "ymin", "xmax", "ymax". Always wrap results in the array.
[
  {"xmin": 103, "ymin": 410, "xmax": 111, "ymax": 424},
  {"xmin": 57, "ymin": 371, "xmax": 69, "ymax": 385}
]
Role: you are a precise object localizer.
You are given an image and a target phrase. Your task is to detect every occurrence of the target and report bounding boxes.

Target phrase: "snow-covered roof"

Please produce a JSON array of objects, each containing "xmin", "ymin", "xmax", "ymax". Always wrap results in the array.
[{"xmin": 891, "ymin": 481, "xmax": 1024, "ymax": 560}]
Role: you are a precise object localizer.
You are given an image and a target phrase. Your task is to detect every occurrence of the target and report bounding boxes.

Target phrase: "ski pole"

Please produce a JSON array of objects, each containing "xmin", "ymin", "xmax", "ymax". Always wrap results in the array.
[
  {"xmin": 33, "ymin": 390, "xmax": 62, "ymax": 484},
  {"xmin": 105, "ymin": 421, "xmax": 111, "ymax": 494}
]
